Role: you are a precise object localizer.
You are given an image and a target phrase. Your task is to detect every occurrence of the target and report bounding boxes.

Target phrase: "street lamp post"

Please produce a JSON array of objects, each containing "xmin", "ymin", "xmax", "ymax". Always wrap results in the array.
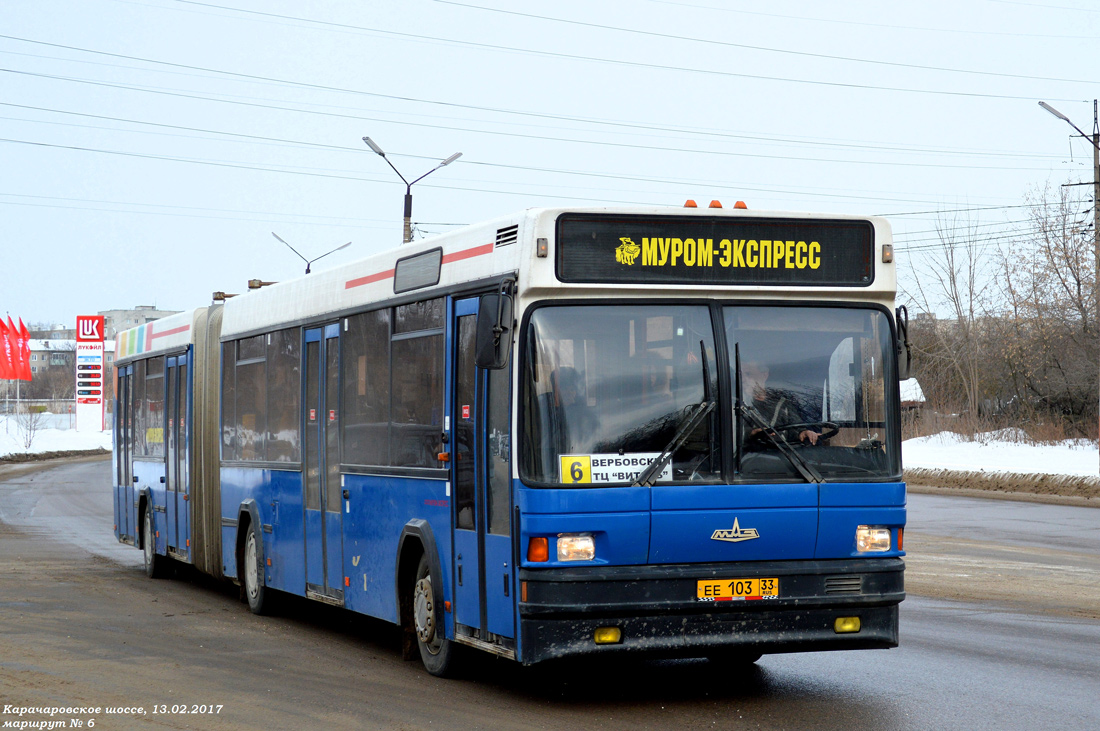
[
  {"xmin": 363, "ymin": 137, "xmax": 462, "ymax": 244},
  {"xmin": 271, "ymin": 232, "xmax": 351, "ymax": 274},
  {"xmin": 1040, "ymin": 100, "xmax": 1100, "ymax": 466}
]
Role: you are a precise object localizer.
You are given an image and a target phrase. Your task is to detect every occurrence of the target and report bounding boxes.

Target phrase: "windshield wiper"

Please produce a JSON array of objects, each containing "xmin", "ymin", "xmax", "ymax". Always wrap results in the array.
[
  {"xmin": 632, "ymin": 341, "xmax": 715, "ymax": 488},
  {"xmin": 632, "ymin": 399, "xmax": 714, "ymax": 487},
  {"xmin": 734, "ymin": 344, "xmax": 823, "ymax": 484}
]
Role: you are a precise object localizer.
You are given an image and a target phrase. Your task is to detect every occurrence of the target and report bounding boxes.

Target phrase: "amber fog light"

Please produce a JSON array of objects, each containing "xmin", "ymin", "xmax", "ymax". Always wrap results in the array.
[
  {"xmin": 834, "ymin": 616, "xmax": 861, "ymax": 634},
  {"xmin": 594, "ymin": 627, "xmax": 622, "ymax": 644},
  {"xmin": 856, "ymin": 526, "xmax": 891, "ymax": 553}
]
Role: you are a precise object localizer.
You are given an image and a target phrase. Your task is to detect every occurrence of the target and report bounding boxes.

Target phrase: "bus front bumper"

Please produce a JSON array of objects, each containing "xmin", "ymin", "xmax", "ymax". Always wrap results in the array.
[{"xmin": 517, "ymin": 558, "xmax": 904, "ymax": 665}]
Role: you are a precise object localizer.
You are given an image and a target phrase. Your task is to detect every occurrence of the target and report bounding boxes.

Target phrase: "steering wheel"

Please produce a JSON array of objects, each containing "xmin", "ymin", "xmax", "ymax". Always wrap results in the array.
[{"xmin": 778, "ymin": 421, "xmax": 839, "ymax": 443}]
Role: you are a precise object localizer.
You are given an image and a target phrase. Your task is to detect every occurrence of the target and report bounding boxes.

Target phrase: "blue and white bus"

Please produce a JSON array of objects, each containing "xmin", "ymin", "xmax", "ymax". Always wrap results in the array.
[{"xmin": 113, "ymin": 202, "xmax": 910, "ymax": 675}]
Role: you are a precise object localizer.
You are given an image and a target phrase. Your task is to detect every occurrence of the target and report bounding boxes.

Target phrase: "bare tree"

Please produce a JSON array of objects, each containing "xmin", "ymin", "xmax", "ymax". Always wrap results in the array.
[
  {"xmin": 997, "ymin": 183, "xmax": 1096, "ymax": 434},
  {"xmin": 906, "ymin": 212, "xmax": 996, "ymax": 421},
  {"xmin": 14, "ymin": 405, "xmax": 44, "ymax": 450}
]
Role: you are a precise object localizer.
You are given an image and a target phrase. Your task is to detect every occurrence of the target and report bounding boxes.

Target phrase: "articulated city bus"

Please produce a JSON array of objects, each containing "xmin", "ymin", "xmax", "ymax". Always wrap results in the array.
[{"xmin": 113, "ymin": 202, "xmax": 910, "ymax": 675}]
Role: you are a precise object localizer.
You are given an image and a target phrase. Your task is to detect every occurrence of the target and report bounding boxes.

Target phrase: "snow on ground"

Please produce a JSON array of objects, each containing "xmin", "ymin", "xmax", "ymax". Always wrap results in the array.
[
  {"xmin": 903, "ymin": 431, "xmax": 1099, "ymax": 477},
  {"xmin": 0, "ymin": 414, "xmax": 111, "ymax": 458}
]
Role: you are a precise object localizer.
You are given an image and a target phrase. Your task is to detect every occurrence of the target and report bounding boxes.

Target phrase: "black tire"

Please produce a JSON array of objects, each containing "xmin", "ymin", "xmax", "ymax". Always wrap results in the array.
[
  {"xmin": 242, "ymin": 522, "xmax": 268, "ymax": 615},
  {"xmin": 412, "ymin": 554, "xmax": 456, "ymax": 677},
  {"xmin": 142, "ymin": 507, "xmax": 167, "ymax": 579}
]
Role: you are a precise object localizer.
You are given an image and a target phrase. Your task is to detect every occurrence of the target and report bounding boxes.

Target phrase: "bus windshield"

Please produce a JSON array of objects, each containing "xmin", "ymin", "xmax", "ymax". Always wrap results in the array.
[
  {"xmin": 521, "ymin": 303, "xmax": 899, "ymax": 486},
  {"xmin": 728, "ymin": 305, "xmax": 898, "ymax": 480},
  {"xmin": 521, "ymin": 304, "xmax": 720, "ymax": 485}
]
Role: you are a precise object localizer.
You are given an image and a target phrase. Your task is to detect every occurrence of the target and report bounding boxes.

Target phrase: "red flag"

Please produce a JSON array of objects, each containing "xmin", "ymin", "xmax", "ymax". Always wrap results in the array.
[
  {"xmin": 18, "ymin": 318, "xmax": 32, "ymax": 381},
  {"xmin": 0, "ymin": 319, "xmax": 13, "ymax": 380},
  {"xmin": 7, "ymin": 317, "xmax": 27, "ymax": 382}
]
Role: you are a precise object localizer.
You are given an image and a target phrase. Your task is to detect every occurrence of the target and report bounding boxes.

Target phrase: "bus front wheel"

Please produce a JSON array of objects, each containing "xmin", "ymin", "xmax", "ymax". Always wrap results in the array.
[
  {"xmin": 242, "ymin": 523, "xmax": 268, "ymax": 615},
  {"xmin": 412, "ymin": 554, "xmax": 456, "ymax": 677}
]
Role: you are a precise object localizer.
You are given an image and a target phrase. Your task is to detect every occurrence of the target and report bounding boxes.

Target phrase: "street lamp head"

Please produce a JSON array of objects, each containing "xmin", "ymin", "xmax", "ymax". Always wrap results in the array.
[
  {"xmin": 363, "ymin": 136, "xmax": 386, "ymax": 156},
  {"xmin": 440, "ymin": 152, "xmax": 463, "ymax": 167},
  {"xmin": 1039, "ymin": 101, "xmax": 1071, "ymax": 123}
]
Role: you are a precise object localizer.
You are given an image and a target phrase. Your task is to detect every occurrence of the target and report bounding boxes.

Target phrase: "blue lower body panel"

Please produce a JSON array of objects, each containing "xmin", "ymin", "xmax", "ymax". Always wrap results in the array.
[{"xmin": 341, "ymin": 474, "xmax": 451, "ymax": 627}]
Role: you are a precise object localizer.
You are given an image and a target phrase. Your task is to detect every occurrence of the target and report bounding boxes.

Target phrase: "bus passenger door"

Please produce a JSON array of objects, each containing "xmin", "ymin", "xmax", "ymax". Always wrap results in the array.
[
  {"xmin": 177, "ymin": 357, "xmax": 190, "ymax": 556},
  {"xmin": 451, "ymin": 298, "xmax": 515, "ymax": 643},
  {"xmin": 304, "ymin": 325, "xmax": 344, "ymax": 604},
  {"xmin": 165, "ymin": 356, "xmax": 180, "ymax": 553},
  {"xmin": 117, "ymin": 366, "xmax": 133, "ymax": 541}
]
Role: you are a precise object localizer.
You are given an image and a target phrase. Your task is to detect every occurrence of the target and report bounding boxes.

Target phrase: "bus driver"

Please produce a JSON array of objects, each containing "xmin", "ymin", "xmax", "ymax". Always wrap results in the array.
[{"xmin": 742, "ymin": 360, "xmax": 822, "ymax": 446}]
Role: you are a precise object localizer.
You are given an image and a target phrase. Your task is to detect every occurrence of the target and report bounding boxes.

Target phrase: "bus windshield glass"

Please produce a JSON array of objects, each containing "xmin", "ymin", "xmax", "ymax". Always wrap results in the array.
[
  {"xmin": 521, "ymin": 304, "xmax": 720, "ymax": 485},
  {"xmin": 728, "ymin": 305, "xmax": 898, "ymax": 480}
]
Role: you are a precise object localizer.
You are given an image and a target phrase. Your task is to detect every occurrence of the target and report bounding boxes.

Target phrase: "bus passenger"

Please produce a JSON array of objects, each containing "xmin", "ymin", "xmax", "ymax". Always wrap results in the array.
[{"xmin": 545, "ymin": 367, "xmax": 598, "ymax": 448}]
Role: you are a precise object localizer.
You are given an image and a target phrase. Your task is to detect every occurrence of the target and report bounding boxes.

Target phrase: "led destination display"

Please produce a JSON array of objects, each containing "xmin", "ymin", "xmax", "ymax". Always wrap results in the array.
[{"xmin": 556, "ymin": 213, "xmax": 876, "ymax": 287}]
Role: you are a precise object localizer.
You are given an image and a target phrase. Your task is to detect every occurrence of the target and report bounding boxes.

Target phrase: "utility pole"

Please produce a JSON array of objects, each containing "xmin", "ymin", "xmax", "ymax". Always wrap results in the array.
[
  {"xmin": 1039, "ymin": 100, "xmax": 1100, "ymax": 469},
  {"xmin": 362, "ymin": 137, "xmax": 462, "ymax": 244}
]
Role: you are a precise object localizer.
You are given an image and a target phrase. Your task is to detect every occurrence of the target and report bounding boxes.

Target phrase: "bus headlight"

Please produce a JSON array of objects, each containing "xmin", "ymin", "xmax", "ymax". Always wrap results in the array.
[
  {"xmin": 856, "ymin": 526, "xmax": 892, "ymax": 553},
  {"xmin": 557, "ymin": 533, "xmax": 595, "ymax": 561}
]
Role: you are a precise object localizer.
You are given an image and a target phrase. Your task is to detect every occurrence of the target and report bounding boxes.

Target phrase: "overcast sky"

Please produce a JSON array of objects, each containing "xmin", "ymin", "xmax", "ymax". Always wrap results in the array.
[{"xmin": 2, "ymin": 0, "xmax": 1098, "ymax": 326}]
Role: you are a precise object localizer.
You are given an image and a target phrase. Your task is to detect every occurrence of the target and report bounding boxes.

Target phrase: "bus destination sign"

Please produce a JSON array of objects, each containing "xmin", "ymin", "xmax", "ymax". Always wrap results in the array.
[{"xmin": 556, "ymin": 213, "xmax": 875, "ymax": 287}]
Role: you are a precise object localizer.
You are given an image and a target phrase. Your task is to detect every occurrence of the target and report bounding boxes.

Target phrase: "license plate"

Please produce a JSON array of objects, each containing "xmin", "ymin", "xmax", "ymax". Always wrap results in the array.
[{"xmin": 696, "ymin": 577, "xmax": 779, "ymax": 601}]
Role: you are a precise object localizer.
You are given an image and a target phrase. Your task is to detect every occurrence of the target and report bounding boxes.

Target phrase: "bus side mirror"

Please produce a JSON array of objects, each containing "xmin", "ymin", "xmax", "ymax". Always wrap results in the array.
[
  {"xmin": 896, "ymin": 305, "xmax": 912, "ymax": 380},
  {"xmin": 475, "ymin": 290, "xmax": 514, "ymax": 370}
]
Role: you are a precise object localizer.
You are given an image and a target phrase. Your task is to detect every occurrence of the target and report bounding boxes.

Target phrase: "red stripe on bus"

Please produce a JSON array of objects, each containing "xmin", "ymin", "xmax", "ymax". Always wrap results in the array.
[
  {"xmin": 345, "ymin": 268, "xmax": 396, "ymax": 290},
  {"xmin": 442, "ymin": 242, "xmax": 494, "ymax": 263},
  {"xmin": 150, "ymin": 325, "xmax": 190, "ymax": 340}
]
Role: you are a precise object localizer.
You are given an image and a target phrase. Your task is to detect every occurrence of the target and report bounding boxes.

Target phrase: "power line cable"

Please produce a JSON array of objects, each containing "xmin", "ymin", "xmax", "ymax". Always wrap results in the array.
[
  {"xmin": 639, "ymin": 0, "xmax": 1097, "ymax": 39},
  {"xmin": 0, "ymin": 198, "xmax": 393, "ymax": 229},
  {"xmin": 435, "ymin": 0, "xmax": 1094, "ymax": 84},
  {"xmin": 0, "ymin": 136, "xmax": 692, "ymax": 207},
  {"xmin": 7, "ymin": 8, "xmax": 1076, "ymax": 104},
  {"xmin": 3, "ymin": 68, "xmax": 1074, "ymax": 172},
  {"xmin": 0, "ymin": 191, "xmax": 388, "ymax": 224},
  {"xmin": 0, "ymin": 34, "xmax": 1077, "ymax": 153},
  {"xmin": 0, "ymin": 102, "xmax": 1021, "ymax": 207}
]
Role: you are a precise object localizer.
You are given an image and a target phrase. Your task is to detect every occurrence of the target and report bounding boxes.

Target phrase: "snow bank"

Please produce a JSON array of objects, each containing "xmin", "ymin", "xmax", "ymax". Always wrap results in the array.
[
  {"xmin": 0, "ymin": 415, "xmax": 111, "ymax": 458},
  {"xmin": 903, "ymin": 431, "xmax": 1098, "ymax": 477}
]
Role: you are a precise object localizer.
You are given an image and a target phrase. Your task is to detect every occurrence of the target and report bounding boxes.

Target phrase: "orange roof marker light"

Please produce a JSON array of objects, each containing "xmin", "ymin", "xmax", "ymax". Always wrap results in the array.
[
  {"xmin": 683, "ymin": 200, "xmax": 698, "ymax": 208},
  {"xmin": 733, "ymin": 201, "xmax": 748, "ymax": 209},
  {"xmin": 709, "ymin": 200, "xmax": 722, "ymax": 208}
]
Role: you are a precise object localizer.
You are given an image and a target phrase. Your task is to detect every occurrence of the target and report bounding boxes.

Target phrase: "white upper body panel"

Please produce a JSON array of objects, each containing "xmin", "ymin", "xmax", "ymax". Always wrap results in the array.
[{"xmin": 220, "ymin": 205, "xmax": 896, "ymax": 339}]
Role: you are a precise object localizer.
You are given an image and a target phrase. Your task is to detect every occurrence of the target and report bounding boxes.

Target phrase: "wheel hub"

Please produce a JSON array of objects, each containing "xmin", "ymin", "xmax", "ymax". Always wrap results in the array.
[
  {"xmin": 144, "ymin": 513, "xmax": 153, "ymax": 566},
  {"xmin": 245, "ymin": 534, "xmax": 259, "ymax": 599},
  {"xmin": 413, "ymin": 577, "xmax": 436, "ymax": 645}
]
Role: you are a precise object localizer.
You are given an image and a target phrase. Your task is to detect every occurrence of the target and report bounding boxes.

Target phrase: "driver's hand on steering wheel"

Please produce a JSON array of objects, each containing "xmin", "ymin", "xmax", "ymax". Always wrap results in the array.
[{"xmin": 799, "ymin": 429, "xmax": 821, "ymax": 445}]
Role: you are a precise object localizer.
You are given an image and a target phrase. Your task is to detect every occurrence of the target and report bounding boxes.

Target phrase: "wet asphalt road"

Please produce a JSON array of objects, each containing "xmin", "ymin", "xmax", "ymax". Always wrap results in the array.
[
  {"xmin": 907, "ymin": 492, "xmax": 1100, "ymax": 554},
  {"xmin": 1, "ymin": 458, "xmax": 1098, "ymax": 730}
]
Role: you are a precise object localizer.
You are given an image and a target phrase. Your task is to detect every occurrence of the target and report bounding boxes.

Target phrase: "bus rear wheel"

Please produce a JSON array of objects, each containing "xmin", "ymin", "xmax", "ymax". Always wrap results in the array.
[
  {"xmin": 142, "ymin": 507, "xmax": 166, "ymax": 579},
  {"xmin": 412, "ymin": 554, "xmax": 456, "ymax": 677}
]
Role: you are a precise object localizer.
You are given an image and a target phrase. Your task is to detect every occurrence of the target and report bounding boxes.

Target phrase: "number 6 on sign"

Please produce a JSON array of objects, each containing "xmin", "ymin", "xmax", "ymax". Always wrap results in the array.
[{"xmin": 559, "ymin": 455, "xmax": 592, "ymax": 483}]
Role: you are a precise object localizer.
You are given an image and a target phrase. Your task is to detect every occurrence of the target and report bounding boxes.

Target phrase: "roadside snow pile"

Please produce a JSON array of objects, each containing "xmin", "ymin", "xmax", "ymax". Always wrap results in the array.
[
  {"xmin": 903, "ymin": 431, "xmax": 1098, "ymax": 477},
  {"xmin": 0, "ymin": 414, "xmax": 111, "ymax": 459}
]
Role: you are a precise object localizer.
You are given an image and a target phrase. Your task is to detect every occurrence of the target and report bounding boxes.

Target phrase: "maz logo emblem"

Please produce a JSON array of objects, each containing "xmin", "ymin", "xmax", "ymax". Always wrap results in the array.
[{"xmin": 710, "ymin": 518, "xmax": 760, "ymax": 543}]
